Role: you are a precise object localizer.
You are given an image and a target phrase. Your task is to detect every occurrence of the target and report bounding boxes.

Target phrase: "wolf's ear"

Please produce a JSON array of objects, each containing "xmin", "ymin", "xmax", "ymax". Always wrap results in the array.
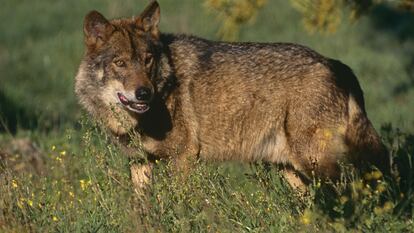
[
  {"xmin": 84, "ymin": 11, "xmax": 113, "ymax": 46},
  {"xmin": 136, "ymin": 1, "xmax": 160, "ymax": 39}
]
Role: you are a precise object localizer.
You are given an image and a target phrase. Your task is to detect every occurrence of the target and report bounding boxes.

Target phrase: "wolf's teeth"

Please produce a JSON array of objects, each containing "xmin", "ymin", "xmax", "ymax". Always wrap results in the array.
[{"xmin": 131, "ymin": 103, "xmax": 146, "ymax": 109}]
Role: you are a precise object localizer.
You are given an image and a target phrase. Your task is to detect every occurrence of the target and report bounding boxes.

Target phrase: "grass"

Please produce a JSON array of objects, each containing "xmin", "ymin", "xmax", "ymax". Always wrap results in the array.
[
  {"xmin": 1, "ymin": 0, "xmax": 414, "ymax": 232},
  {"xmin": 2, "ymin": 124, "xmax": 414, "ymax": 232}
]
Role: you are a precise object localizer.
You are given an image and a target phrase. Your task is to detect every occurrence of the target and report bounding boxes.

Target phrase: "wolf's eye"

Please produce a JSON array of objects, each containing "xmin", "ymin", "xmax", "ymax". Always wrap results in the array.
[
  {"xmin": 113, "ymin": 59, "xmax": 126, "ymax": 67},
  {"xmin": 144, "ymin": 53, "xmax": 153, "ymax": 67}
]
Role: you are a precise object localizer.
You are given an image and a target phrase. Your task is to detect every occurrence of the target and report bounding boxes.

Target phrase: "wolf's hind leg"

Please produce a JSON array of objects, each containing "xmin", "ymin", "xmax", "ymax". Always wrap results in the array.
[{"xmin": 130, "ymin": 163, "xmax": 153, "ymax": 195}]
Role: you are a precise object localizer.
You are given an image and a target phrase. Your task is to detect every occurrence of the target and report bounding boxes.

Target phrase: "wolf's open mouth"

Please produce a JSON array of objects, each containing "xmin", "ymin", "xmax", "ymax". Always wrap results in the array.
[{"xmin": 117, "ymin": 92, "xmax": 150, "ymax": 114}]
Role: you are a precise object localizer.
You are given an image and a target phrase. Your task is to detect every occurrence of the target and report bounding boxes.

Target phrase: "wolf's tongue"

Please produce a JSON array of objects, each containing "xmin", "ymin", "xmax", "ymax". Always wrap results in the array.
[{"xmin": 117, "ymin": 93, "xmax": 129, "ymax": 105}]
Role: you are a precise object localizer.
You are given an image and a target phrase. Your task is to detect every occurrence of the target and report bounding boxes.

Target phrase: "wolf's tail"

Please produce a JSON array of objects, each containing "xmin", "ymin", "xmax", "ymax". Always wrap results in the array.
[
  {"xmin": 346, "ymin": 95, "xmax": 390, "ymax": 174},
  {"xmin": 328, "ymin": 59, "xmax": 390, "ymax": 174}
]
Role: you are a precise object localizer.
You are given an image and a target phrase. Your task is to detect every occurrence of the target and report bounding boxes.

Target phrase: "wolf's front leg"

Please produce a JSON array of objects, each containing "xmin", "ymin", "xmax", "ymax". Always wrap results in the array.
[
  {"xmin": 171, "ymin": 142, "xmax": 201, "ymax": 180},
  {"xmin": 281, "ymin": 168, "xmax": 307, "ymax": 192},
  {"xmin": 130, "ymin": 163, "xmax": 153, "ymax": 195}
]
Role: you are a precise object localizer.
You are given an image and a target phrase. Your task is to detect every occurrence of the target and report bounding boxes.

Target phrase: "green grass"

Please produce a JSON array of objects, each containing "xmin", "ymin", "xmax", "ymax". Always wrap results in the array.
[
  {"xmin": 2, "ymin": 124, "xmax": 414, "ymax": 232},
  {"xmin": 1, "ymin": 0, "xmax": 414, "ymax": 232}
]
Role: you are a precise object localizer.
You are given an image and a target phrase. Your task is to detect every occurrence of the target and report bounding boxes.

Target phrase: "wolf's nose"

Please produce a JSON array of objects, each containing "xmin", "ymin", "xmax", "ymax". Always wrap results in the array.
[{"xmin": 135, "ymin": 87, "xmax": 152, "ymax": 101}]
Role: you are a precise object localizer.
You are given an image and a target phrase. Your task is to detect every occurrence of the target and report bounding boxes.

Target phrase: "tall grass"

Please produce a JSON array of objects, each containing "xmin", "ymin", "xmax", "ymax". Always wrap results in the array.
[{"xmin": 1, "ymin": 122, "xmax": 414, "ymax": 232}]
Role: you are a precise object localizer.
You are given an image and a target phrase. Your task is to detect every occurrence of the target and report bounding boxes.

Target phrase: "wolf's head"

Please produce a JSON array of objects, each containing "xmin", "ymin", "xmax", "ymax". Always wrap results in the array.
[{"xmin": 75, "ymin": 1, "xmax": 163, "ymax": 135}]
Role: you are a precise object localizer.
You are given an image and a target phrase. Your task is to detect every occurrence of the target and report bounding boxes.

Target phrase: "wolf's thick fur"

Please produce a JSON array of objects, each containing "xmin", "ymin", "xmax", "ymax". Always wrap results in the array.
[{"xmin": 75, "ymin": 1, "xmax": 389, "ymax": 189}]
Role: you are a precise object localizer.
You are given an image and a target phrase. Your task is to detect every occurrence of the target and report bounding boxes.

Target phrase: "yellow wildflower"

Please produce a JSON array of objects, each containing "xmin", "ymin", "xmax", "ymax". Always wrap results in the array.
[
  {"xmin": 376, "ymin": 184, "xmax": 386, "ymax": 193},
  {"xmin": 339, "ymin": 196, "xmax": 348, "ymax": 205},
  {"xmin": 374, "ymin": 206, "xmax": 383, "ymax": 215},
  {"xmin": 372, "ymin": 170, "xmax": 382, "ymax": 180},
  {"xmin": 80, "ymin": 179, "xmax": 86, "ymax": 190},
  {"xmin": 17, "ymin": 199, "xmax": 24, "ymax": 209},
  {"xmin": 11, "ymin": 179, "xmax": 18, "ymax": 188},
  {"xmin": 52, "ymin": 216, "xmax": 58, "ymax": 222},
  {"xmin": 362, "ymin": 188, "xmax": 371, "ymax": 196},
  {"xmin": 80, "ymin": 179, "xmax": 92, "ymax": 191},
  {"xmin": 316, "ymin": 181, "xmax": 321, "ymax": 188},
  {"xmin": 352, "ymin": 180, "xmax": 364, "ymax": 190},
  {"xmin": 364, "ymin": 172, "xmax": 372, "ymax": 180},
  {"xmin": 27, "ymin": 200, "xmax": 33, "ymax": 207},
  {"xmin": 383, "ymin": 202, "xmax": 393, "ymax": 212},
  {"xmin": 301, "ymin": 209, "xmax": 312, "ymax": 225}
]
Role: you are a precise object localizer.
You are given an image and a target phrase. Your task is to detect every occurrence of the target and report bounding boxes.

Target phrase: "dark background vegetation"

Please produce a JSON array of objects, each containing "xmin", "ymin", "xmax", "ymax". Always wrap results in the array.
[{"xmin": 0, "ymin": 0, "xmax": 413, "ymax": 232}]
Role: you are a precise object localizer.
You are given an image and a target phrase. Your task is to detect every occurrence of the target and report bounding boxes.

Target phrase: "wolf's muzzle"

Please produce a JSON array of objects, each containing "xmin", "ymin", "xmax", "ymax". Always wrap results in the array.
[{"xmin": 117, "ymin": 92, "xmax": 150, "ymax": 114}]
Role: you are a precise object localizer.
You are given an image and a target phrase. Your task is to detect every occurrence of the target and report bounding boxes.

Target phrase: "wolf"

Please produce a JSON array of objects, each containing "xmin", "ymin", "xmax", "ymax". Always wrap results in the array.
[{"xmin": 75, "ymin": 1, "xmax": 389, "ymax": 190}]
